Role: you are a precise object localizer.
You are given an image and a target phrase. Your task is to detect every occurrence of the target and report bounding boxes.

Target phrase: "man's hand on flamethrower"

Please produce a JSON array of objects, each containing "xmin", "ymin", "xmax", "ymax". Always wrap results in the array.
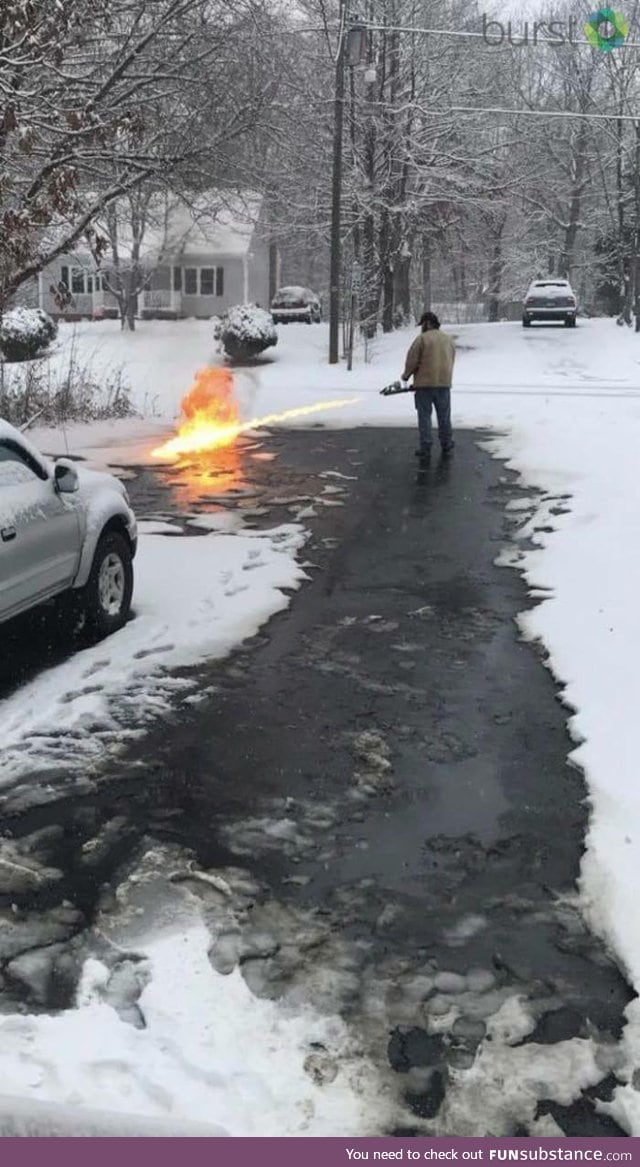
[{"xmin": 380, "ymin": 378, "xmax": 412, "ymax": 397}]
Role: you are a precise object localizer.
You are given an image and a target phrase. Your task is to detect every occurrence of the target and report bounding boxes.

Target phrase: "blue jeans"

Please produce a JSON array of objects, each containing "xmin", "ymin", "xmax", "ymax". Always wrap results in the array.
[{"xmin": 415, "ymin": 388, "xmax": 453, "ymax": 452}]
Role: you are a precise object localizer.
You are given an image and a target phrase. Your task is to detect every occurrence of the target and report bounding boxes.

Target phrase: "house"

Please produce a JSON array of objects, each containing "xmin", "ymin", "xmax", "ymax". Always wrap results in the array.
[{"xmin": 32, "ymin": 192, "xmax": 276, "ymax": 321}]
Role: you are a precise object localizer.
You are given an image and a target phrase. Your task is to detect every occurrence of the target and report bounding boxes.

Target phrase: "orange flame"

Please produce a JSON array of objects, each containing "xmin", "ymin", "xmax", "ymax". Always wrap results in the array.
[{"xmin": 152, "ymin": 367, "xmax": 361, "ymax": 461}]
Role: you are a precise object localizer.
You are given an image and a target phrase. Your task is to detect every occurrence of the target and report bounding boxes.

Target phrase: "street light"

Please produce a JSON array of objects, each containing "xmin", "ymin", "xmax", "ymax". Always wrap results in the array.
[{"xmin": 328, "ymin": 8, "xmax": 367, "ymax": 365}]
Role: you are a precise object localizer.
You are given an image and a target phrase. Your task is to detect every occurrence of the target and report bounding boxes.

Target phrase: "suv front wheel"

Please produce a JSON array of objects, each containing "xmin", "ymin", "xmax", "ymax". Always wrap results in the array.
[{"xmin": 83, "ymin": 530, "xmax": 134, "ymax": 638}]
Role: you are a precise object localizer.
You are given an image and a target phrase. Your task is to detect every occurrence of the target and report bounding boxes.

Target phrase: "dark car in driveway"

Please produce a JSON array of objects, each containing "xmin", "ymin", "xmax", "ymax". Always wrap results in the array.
[
  {"xmin": 522, "ymin": 279, "xmax": 577, "ymax": 327},
  {"xmin": 270, "ymin": 286, "xmax": 321, "ymax": 324}
]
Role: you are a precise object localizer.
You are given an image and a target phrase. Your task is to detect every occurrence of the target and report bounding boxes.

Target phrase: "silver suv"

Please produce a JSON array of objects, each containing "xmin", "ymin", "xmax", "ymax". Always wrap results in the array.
[
  {"xmin": 522, "ymin": 279, "xmax": 577, "ymax": 328},
  {"xmin": 0, "ymin": 420, "xmax": 137, "ymax": 637}
]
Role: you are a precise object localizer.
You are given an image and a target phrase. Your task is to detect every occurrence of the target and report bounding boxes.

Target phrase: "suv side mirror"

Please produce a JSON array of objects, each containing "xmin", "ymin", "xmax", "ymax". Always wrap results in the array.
[{"xmin": 54, "ymin": 460, "xmax": 79, "ymax": 494}]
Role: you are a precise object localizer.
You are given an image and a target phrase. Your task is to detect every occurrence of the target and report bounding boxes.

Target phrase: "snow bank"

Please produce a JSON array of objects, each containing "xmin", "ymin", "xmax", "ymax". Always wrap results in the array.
[
  {"xmin": 0, "ymin": 881, "xmax": 387, "ymax": 1137},
  {"xmin": 0, "ymin": 523, "xmax": 306, "ymax": 785}
]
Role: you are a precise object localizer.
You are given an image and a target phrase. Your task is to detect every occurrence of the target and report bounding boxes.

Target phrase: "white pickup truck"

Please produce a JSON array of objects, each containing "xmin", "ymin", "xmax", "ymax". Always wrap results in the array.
[{"xmin": 0, "ymin": 420, "xmax": 137, "ymax": 638}]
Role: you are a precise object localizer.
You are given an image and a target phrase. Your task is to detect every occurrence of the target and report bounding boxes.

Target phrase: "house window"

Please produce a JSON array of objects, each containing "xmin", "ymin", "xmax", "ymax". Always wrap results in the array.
[
  {"xmin": 180, "ymin": 266, "xmax": 225, "ymax": 297},
  {"xmin": 71, "ymin": 267, "xmax": 86, "ymax": 294},
  {"xmin": 60, "ymin": 264, "xmax": 100, "ymax": 296},
  {"xmin": 200, "ymin": 268, "xmax": 214, "ymax": 296}
]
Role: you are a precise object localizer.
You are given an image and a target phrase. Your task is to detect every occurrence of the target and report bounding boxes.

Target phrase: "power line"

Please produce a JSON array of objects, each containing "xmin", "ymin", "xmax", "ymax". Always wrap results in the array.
[{"xmin": 422, "ymin": 104, "xmax": 640, "ymax": 123}]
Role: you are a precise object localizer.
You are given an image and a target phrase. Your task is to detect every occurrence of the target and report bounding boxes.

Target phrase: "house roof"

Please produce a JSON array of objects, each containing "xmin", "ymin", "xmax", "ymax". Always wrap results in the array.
[
  {"xmin": 61, "ymin": 190, "xmax": 263, "ymax": 264},
  {"xmin": 159, "ymin": 193, "xmax": 263, "ymax": 260}
]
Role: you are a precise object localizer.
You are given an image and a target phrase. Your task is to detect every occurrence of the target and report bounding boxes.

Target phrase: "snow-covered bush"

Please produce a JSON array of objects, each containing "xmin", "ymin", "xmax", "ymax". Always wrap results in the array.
[
  {"xmin": 218, "ymin": 304, "xmax": 277, "ymax": 362},
  {"xmin": 32, "ymin": 308, "xmax": 58, "ymax": 344},
  {"xmin": 0, "ymin": 307, "xmax": 58, "ymax": 362}
]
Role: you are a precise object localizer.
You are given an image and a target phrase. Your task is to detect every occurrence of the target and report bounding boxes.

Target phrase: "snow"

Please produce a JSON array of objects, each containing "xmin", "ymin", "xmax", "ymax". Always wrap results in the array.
[
  {"xmin": 15, "ymin": 323, "xmax": 640, "ymax": 1003},
  {"xmin": 219, "ymin": 303, "xmax": 277, "ymax": 359},
  {"xmin": 0, "ymin": 523, "xmax": 307, "ymax": 783},
  {"xmin": 6, "ymin": 313, "xmax": 640, "ymax": 1131},
  {"xmin": 0, "ymin": 869, "xmax": 388, "ymax": 1137},
  {"xmin": 151, "ymin": 191, "xmax": 262, "ymax": 259},
  {"xmin": 0, "ymin": 461, "xmax": 34, "ymax": 487},
  {"xmin": 0, "ymin": 306, "xmax": 57, "ymax": 356},
  {"xmin": 526, "ymin": 279, "xmax": 574, "ymax": 300},
  {"xmin": 272, "ymin": 286, "xmax": 320, "ymax": 307},
  {"xmin": 63, "ymin": 191, "xmax": 262, "ymax": 263}
]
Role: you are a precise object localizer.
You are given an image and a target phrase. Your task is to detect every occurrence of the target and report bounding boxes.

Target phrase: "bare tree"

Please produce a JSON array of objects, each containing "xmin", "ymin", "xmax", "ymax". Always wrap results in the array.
[{"xmin": 0, "ymin": 0, "xmax": 275, "ymax": 311}]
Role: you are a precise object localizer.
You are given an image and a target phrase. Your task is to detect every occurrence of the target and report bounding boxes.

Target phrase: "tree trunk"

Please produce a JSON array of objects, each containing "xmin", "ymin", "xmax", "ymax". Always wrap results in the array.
[
  {"xmin": 381, "ymin": 259, "xmax": 394, "ymax": 332},
  {"xmin": 487, "ymin": 230, "xmax": 504, "ymax": 323},
  {"xmin": 634, "ymin": 121, "xmax": 640, "ymax": 332},
  {"xmin": 361, "ymin": 209, "xmax": 379, "ymax": 337},
  {"xmin": 558, "ymin": 128, "xmax": 588, "ymax": 280},
  {"xmin": 394, "ymin": 252, "xmax": 411, "ymax": 325},
  {"xmin": 422, "ymin": 240, "xmax": 432, "ymax": 313},
  {"xmin": 615, "ymin": 115, "xmax": 632, "ymax": 323},
  {"xmin": 359, "ymin": 46, "xmax": 378, "ymax": 339}
]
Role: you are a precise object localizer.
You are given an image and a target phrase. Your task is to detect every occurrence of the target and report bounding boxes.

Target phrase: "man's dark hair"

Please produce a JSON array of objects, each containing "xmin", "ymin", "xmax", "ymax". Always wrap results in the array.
[{"xmin": 419, "ymin": 311, "xmax": 440, "ymax": 330}]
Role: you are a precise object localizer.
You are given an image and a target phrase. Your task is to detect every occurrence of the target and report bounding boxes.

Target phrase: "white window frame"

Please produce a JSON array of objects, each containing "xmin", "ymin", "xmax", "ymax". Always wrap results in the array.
[
  {"xmin": 61, "ymin": 264, "xmax": 99, "ymax": 296},
  {"xmin": 181, "ymin": 266, "xmax": 225, "ymax": 297}
]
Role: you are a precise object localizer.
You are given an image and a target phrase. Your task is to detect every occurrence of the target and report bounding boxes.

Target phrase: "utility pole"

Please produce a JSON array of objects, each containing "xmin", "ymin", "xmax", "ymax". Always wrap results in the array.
[
  {"xmin": 329, "ymin": 0, "xmax": 347, "ymax": 365},
  {"xmin": 635, "ymin": 119, "xmax": 640, "ymax": 332},
  {"xmin": 329, "ymin": 9, "xmax": 367, "ymax": 364}
]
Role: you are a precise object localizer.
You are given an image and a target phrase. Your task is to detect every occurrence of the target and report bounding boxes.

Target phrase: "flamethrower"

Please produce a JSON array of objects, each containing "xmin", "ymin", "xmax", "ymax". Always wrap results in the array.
[{"xmin": 380, "ymin": 380, "xmax": 413, "ymax": 397}]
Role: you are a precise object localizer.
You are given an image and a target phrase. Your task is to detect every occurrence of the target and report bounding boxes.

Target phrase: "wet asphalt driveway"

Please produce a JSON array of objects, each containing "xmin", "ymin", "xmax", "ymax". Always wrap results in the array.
[{"xmin": 0, "ymin": 427, "xmax": 634, "ymax": 1135}]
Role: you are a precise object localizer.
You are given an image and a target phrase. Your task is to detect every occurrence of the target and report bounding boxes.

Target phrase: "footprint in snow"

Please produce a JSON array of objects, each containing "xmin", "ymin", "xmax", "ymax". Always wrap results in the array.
[
  {"xmin": 133, "ymin": 644, "xmax": 174, "ymax": 660},
  {"xmin": 62, "ymin": 684, "xmax": 105, "ymax": 701},
  {"xmin": 82, "ymin": 660, "xmax": 110, "ymax": 679},
  {"xmin": 87, "ymin": 1060, "xmax": 173, "ymax": 1111}
]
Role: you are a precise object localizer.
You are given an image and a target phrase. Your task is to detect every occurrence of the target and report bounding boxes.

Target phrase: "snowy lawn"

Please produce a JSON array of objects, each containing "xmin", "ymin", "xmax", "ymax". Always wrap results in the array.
[{"xmin": 5, "ymin": 314, "xmax": 640, "ymax": 1131}]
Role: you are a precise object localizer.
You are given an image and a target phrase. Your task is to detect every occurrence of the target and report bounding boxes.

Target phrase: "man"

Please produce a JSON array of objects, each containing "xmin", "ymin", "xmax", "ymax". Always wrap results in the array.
[{"xmin": 401, "ymin": 311, "xmax": 456, "ymax": 464}]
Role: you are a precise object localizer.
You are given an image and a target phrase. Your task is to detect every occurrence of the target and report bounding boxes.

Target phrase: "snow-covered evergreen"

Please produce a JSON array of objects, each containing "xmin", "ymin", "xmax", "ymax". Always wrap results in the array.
[
  {"xmin": 218, "ymin": 304, "xmax": 278, "ymax": 362},
  {"xmin": 0, "ymin": 308, "xmax": 57, "ymax": 363}
]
